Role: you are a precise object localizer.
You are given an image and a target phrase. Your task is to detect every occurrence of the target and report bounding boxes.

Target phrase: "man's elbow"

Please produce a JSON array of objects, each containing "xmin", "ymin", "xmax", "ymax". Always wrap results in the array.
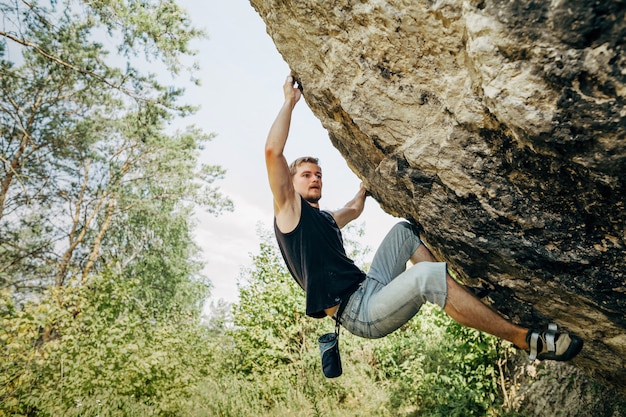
[
  {"xmin": 265, "ymin": 145, "xmax": 280, "ymax": 161},
  {"xmin": 343, "ymin": 207, "xmax": 361, "ymax": 223}
]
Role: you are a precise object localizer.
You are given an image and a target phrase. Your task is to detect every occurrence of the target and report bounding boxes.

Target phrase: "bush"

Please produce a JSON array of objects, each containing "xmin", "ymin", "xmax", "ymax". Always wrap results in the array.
[
  {"xmin": 373, "ymin": 304, "xmax": 510, "ymax": 417},
  {"xmin": 0, "ymin": 274, "xmax": 216, "ymax": 417}
]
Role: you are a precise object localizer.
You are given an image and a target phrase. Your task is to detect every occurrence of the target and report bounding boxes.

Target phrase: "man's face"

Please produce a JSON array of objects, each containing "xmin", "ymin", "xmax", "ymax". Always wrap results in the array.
[{"xmin": 292, "ymin": 162, "xmax": 322, "ymax": 204}]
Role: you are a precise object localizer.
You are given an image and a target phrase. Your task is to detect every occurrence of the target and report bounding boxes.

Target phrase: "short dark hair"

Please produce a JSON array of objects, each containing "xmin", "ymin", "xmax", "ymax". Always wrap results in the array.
[{"xmin": 289, "ymin": 156, "xmax": 320, "ymax": 176}]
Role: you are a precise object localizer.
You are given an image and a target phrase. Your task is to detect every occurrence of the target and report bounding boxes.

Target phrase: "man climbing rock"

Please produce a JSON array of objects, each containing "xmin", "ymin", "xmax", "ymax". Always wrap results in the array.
[{"xmin": 264, "ymin": 74, "xmax": 583, "ymax": 364}]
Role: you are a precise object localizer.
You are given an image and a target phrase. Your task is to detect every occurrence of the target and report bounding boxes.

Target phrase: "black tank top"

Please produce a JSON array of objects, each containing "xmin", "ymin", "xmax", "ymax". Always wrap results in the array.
[{"xmin": 274, "ymin": 196, "xmax": 365, "ymax": 318}]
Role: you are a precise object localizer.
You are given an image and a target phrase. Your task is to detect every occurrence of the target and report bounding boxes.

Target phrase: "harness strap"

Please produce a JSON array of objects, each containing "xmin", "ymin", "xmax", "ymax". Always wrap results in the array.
[{"xmin": 333, "ymin": 301, "xmax": 347, "ymax": 333}]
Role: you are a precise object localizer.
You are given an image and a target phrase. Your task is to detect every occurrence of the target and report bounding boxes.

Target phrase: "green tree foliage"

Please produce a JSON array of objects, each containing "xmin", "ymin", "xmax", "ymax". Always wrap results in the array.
[
  {"xmin": 0, "ymin": 1, "xmax": 233, "ymax": 415},
  {"xmin": 373, "ymin": 305, "xmax": 506, "ymax": 416},
  {"xmin": 0, "ymin": 274, "xmax": 217, "ymax": 416},
  {"xmin": 230, "ymin": 228, "xmax": 326, "ymax": 375},
  {"xmin": 0, "ymin": 0, "xmax": 232, "ymax": 298}
]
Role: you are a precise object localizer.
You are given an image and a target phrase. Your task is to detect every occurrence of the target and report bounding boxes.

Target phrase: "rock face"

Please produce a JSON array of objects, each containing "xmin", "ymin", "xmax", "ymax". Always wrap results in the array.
[{"xmin": 250, "ymin": 0, "xmax": 626, "ymax": 391}]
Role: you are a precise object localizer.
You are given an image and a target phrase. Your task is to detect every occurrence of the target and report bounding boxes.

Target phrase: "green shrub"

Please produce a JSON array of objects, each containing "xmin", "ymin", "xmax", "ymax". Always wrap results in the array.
[
  {"xmin": 0, "ymin": 274, "xmax": 216, "ymax": 417},
  {"xmin": 373, "ymin": 304, "xmax": 509, "ymax": 416}
]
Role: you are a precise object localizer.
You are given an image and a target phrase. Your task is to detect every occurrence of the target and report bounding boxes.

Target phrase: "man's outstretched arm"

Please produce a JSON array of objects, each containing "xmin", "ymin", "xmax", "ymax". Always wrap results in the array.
[
  {"xmin": 265, "ymin": 75, "xmax": 302, "ymax": 216},
  {"xmin": 331, "ymin": 183, "xmax": 369, "ymax": 229}
]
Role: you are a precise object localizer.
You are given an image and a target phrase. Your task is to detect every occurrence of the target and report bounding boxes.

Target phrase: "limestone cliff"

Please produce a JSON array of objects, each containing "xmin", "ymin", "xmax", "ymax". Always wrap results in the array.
[{"xmin": 250, "ymin": 0, "xmax": 626, "ymax": 392}]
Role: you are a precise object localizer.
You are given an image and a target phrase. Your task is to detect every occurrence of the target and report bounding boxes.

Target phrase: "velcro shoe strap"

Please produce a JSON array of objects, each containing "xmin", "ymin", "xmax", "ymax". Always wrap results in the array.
[
  {"xmin": 529, "ymin": 331, "xmax": 539, "ymax": 361},
  {"xmin": 546, "ymin": 323, "xmax": 558, "ymax": 352}
]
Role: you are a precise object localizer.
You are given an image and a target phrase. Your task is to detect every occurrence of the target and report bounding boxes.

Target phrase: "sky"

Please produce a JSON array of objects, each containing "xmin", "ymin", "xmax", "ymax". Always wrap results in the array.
[{"xmin": 175, "ymin": 1, "xmax": 400, "ymax": 306}]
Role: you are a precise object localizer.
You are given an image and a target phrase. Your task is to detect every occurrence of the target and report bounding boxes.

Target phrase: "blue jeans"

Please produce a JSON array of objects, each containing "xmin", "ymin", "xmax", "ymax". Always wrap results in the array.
[{"xmin": 339, "ymin": 222, "xmax": 448, "ymax": 339}]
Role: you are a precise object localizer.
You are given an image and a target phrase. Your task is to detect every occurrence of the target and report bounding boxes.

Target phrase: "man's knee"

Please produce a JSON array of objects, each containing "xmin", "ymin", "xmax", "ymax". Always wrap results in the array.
[
  {"xmin": 390, "ymin": 221, "xmax": 420, "ymax": 235},
  {"xmin": 411, "ymin": 244, "xmax": 435, "ymax": 264},
  {"xmin": 412, "ymin": 262, "xmax": 447, "ymax": 307},
  {"xmin": 389, "ymin": 222, "xmax": 422, "ymax": 249}
]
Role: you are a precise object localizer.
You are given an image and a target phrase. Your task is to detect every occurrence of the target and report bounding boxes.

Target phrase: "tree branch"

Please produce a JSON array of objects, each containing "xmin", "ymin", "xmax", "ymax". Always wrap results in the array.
[{"xmin": 0, "ymin": 30, "xmax": 145, "ymax": 102}]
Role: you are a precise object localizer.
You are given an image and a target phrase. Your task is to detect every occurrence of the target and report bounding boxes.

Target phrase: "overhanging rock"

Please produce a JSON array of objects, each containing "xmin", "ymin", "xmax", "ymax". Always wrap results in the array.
[{"xmin": 250, "ymin": 0, "xmax": 626, "ymax": 391}]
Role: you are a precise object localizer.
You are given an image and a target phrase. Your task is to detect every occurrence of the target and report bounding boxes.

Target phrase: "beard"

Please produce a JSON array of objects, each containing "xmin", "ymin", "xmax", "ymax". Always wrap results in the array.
[{"xmin": 303, "ymin": 188, "xmax": 321, "ymax": 204}]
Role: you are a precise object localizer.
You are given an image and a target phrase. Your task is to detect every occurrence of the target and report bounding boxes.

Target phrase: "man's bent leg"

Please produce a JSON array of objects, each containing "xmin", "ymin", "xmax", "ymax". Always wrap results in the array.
[
  {"xmin": 356, "ymin": 262, "xmax": 448, "ymax": 338},
  {"xmin": 444, "ymin": 275, "xmax": 529, "ymax": 350},
  {"xmin": 408, "ymin": 242, "xmax": 529, "ymax": 349},
  {"xmin": 368, "ymin": 222, "xmax": 423, "ymax": 285}
]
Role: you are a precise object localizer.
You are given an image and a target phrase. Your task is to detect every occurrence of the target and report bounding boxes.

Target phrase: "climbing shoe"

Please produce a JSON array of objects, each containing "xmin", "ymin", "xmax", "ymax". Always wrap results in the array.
[{"xmin": 526, "ymin": 323, "xmax": 583, "ymax": 361}]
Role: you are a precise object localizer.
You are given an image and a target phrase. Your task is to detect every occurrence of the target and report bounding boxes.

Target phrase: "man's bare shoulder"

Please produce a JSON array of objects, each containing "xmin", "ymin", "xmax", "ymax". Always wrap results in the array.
[{"xmin": 275, "ymin": 193, "xmax": 302, "ymax": 234}]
